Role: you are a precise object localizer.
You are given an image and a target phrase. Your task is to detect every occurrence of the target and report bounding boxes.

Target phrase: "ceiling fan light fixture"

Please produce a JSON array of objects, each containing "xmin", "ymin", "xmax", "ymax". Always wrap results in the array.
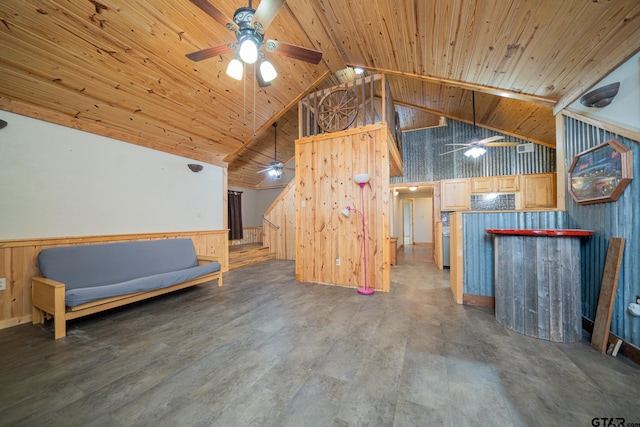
[
  {"xmin": 268, "ymin": 168, "xmax": 282, "ymax": 178},
  {"xmin": 259, "ymin": 58, "xmax": 278, "ymax": 82},
  {"xmin": 239, "ymin": 36, "xmax": 259, "ymax": 64},
  {"xmin": 464, "ymin": 147, "xmax": 487, "ymax": 158},
  {"xmin": 226, "ymin": 58, "xmax": 244, "ymax": 80}
]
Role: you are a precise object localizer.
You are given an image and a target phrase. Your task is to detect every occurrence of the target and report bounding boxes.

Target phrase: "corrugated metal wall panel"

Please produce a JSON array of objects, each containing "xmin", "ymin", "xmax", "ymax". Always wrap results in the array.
[
  {"xmin": 564, "ymin": 116, "xmax": 639, "ymax": 347},
  {"xmin": 391, "ymin": 119, "xmax": 556, "ymax": 184},
  {"xmin": 462, "ymin": 211, "xmax": 569, "ymax": 297}
]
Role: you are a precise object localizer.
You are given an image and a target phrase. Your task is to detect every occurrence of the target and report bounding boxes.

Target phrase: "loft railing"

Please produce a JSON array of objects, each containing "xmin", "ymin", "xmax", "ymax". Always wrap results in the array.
[{"xmin": 298, "ymin": 74, "xmax": 401, "ymax": 151}]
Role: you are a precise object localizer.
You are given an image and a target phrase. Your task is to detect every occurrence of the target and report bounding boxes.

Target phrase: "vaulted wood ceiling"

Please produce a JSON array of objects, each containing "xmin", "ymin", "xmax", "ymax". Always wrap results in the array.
[{"xmin": 1, "ymin": 0, "xmax": 639, "ymax": 187}]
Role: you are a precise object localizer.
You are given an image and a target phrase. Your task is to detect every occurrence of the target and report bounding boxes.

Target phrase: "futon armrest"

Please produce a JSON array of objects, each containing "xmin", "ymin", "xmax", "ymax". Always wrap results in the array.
[
  {"xmin": 33, "ymin": 276, "xmax": 65, "ymax": 289},
  {"xmin": 32, "ymin": 276, "xmax": 66, "ymax": 330},
  {"xmin": 196, "ymin": 255, "xmax": 222, "ymax": 265}
]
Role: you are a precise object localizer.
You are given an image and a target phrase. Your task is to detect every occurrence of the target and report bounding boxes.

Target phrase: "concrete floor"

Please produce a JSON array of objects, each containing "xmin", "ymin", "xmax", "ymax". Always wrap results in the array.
[{"xmin": 1, "ymin": 245, "xmax": 639, "ymax": 426}]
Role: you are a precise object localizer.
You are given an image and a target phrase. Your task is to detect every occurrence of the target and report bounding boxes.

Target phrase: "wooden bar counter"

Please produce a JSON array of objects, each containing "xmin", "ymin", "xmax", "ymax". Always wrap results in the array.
[{"xmin": 486, "ymin": 229, "xmax": 594, "ymax": 343}]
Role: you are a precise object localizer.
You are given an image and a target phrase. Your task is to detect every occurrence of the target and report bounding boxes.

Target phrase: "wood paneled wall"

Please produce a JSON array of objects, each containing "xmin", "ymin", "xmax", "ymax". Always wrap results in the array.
[
  {"xmin": 295, "ymin": 123, "xmax": 391, "ymax": 292},
  {"xmin": 229, "ymin": 227, "xmax": 263, "ymax": 246},
  {"xmin": 263, "ymin": 181, "xmax": 297, "ymax": 260},
  {"xmin": 0, "ymin": 230, "xmax": 228, "ymax": 330}
]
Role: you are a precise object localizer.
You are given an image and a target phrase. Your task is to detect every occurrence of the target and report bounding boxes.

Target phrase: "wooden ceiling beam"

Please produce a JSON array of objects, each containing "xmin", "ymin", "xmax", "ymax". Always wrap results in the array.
[
  {"xmin": 350, "ymin": 65, "xmax": 557, "ymax": 107},
  {"xmin": 394, "ymin": 100, "xmax": 555, "ymax": 149}
]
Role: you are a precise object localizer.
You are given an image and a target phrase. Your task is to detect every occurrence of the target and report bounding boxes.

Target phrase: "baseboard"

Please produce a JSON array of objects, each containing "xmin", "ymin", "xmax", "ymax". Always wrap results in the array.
[
  {"xmin": 582, "ymin": 317, "xmax": 640, "ymax": 366},
  {"xmin": 463, "ymin": 294, "xmax": 495, "ymax": 308}
]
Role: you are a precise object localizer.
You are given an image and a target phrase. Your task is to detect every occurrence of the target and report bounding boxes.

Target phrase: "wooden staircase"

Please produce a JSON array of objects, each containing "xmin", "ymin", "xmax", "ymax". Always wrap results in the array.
[{"xmin": 228, "ymin": 243, "xmax": 276, "ymax": 270}]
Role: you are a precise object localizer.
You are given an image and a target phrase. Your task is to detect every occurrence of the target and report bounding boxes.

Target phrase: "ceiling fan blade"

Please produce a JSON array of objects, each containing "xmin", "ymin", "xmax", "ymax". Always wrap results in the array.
[
  {"xmin": 257, "ymin": 167, "xmax": 272, "ymax": 173},
  {"xmin": 439, "ymin": 147, "xmax": 469, "ymax": 156},
  {"xmin": 186, "ymin": 44, "xmax": 235, "ymax": 62},
  {"xmin": 477, "ymin": 135, "xmax": 504, "ymax": 145},
  {"xmin": 485, "ymin": 142, "xmax": 520, "ymax": 147},
  {"xmin": 266, "ymin": 40, "xmax": 323, "ymax": 64},
  {"xmin": 189, "ymin": 0, "xmax": 236, "ymax": 31},
  {"xmin": 445, "ymin": 143, "xmax": 472, "ymax": 147},
  {"xmin": 252, "ymin": 0, "xmax": 286, "ymax": 33}
]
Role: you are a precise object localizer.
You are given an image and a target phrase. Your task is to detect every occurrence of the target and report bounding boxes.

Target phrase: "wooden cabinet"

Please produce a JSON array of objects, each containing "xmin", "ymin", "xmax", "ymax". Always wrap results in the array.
[
  {"xmin": 441, "ymin": 179, "xmax": 470, "ymax": 211},
  {"xmin": 471, "ymin": 175, "xmax": 519, "ymax": 193},
  {"xmin": 520, "ymin": 173, "xmax": 556, "ymax": 208},
  {"xmin": 389, "ymin": 237, "xmax": 398, "ymax": 266},
  {"xmin": 496, "ymin": 176, "xmax": 519, "ymax": 192}
]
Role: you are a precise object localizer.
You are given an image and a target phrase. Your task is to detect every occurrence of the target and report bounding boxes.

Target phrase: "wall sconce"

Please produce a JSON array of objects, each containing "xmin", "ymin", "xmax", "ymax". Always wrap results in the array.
[
  {"xmin": 188, "ymin": 164, "xmax": 203, "ymax": 172},
  {"xmin": 342, "ymin": 173, "xmax": 373, "ymax": 295}
]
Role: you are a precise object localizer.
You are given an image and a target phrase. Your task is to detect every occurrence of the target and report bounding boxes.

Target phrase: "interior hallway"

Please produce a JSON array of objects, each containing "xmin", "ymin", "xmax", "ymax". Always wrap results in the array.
[{"xmin": 0, "ymin": 248, "xmax": 638, "ymax": 426}]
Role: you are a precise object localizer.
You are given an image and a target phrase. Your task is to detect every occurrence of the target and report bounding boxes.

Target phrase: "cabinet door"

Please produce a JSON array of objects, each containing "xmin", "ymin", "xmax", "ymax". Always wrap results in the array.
[
  {"xmin": 497, "ymin": 176, "xmax": 519, "ymax": 192},
  {"xmin": 441, "ymin": 179, "xmax": 470, "ymax": 211},
  {"xmin": 521, "ymin": 173, "xmax": 556, "ymax": 208},
  {"xmin": 471, "ymin": 177, "xmax": 494, "ymax": 193}
]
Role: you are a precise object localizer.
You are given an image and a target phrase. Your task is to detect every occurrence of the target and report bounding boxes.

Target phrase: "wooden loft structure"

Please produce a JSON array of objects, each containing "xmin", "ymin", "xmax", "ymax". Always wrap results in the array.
[
  {"xmin": 294, "ymin": 75, "xmax": 403, "ymax": 292},
  {"xmin": 298, "ymin": 74, "xmax": 404, "ymax": 177}
]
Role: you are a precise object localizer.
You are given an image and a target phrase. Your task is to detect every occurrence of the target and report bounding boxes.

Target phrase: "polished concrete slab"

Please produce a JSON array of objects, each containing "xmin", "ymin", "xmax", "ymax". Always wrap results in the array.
[{"xmin": 0, "ymin": 245, "xmax": 638, "ymax": 426}]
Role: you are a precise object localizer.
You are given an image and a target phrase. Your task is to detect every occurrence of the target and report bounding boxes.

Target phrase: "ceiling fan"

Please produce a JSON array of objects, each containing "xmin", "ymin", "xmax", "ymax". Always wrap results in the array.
[
  {"xmin": 185, "ymin": 0, "xmax": 323, "ymax": 86},
  {"xmin": 440, "ymin": 91, "xmax": 519, "ymax": 158},
  {"xmin": 257, "ymin": 122, "xmax": 285, "ymax": 178}
]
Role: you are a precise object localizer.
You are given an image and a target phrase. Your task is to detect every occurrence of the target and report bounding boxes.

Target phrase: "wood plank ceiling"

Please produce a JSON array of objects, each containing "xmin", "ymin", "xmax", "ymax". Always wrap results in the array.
[{"xmin": 1, "ymin": 0, "xmax": 639, "ymax": 187}]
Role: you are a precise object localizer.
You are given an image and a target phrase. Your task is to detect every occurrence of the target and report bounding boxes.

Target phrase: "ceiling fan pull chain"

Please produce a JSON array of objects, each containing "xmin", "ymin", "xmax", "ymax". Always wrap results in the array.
[
  {"xmin": 242, "ymin": 61, "xmax": 247, "ymax": 126},
  {"xmin": 253, "ymin": 62, "xmax": 256, "ymax": 136}
]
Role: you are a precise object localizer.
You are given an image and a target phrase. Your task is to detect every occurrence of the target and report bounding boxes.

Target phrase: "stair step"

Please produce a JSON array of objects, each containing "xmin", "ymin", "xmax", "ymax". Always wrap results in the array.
[{"xmin": 228, "ymin": 243, "xmax": 276, "ymax": 270}]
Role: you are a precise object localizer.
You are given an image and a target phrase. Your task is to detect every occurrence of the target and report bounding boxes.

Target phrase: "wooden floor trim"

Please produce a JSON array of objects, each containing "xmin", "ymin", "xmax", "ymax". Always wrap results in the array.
[{"xmin": 463, "ymin": 294, "xmax": 495, "ymax": 308}]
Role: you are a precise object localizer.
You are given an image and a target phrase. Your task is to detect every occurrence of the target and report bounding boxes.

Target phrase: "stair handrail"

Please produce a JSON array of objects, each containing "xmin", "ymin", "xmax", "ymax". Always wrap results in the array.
[{"xmin": 262, "ymin": 216, "xmax": 280, "ymax": 229}]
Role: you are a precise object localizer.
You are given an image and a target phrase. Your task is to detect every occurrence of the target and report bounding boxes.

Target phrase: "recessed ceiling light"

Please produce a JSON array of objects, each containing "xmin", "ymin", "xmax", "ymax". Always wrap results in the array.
[{"xmin": 409, "ymin": 186, "xmax": 417, "ymax": 191}]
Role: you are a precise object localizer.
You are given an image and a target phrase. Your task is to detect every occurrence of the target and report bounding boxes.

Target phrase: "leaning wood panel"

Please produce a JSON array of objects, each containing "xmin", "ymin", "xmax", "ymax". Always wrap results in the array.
[
  {"xmin": 0, "ymin": 230, "xmax": 228, "ymax": 330},
  {"xmin": 591, "ymin": 237, "xmax": 625, "ymax": 353}
]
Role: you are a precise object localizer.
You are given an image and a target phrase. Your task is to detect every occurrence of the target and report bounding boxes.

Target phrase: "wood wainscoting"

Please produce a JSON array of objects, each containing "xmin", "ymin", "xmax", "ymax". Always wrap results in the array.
[
  {"xmin": 263, "ymin": 180, "xmax": 296, "ymax": 260},
  {"xmin": 229, "ymin": 227, "xmax": 263, "ymax": 246},
  {"xmin": 0, "ymin": 230, "xmax": 228, "ymax": 330}
]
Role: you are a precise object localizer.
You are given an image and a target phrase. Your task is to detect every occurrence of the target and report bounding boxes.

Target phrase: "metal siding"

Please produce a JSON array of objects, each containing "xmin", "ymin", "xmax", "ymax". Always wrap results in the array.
[
  {"xmin": 462, "ymin": 211, "xmax": 569, "ymax": 297},
  {"xmin": 391, "ymin": 119, "xmax": 556, "ymax": 184},
  {"xmin": 564, "ymin": 116, "xmax": 639, "ymax": 347}
]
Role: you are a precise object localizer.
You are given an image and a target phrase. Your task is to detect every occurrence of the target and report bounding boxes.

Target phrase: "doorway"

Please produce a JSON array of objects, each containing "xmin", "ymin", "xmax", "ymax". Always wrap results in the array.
[{"xmin": 403, "ymin": 199, "xmax": 413, "ymax": 246}]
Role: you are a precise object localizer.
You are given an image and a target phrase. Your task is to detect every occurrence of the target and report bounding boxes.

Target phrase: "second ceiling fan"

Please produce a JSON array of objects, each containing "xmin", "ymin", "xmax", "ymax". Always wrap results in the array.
[
  {"xmin": 257, "ymin": 122, "xmax": 285, "ymax": 179},
  {"xmin": 185, "ymin": 0, "xmax": 323, "ymax": 86},
  {"xmin": 440, "ymin": 92, "xmax": 519, "ymax": 158}
]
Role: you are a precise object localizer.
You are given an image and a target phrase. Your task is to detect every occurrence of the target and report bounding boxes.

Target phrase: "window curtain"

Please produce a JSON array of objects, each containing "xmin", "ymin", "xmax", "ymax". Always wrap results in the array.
[{"xmin": 228, "ymin": 191, "xmax": 243, "ymax": 240}]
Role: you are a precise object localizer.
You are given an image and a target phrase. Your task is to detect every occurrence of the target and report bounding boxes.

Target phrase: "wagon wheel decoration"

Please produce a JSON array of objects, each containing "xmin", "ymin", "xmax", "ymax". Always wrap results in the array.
[{"xmin": 316, "ymin": 88, "xmax": 359, "ymax": 132}]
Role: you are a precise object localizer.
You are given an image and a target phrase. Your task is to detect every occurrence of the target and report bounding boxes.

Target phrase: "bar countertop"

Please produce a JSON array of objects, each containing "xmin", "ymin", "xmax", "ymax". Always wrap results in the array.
[{"xmin": 486, "ymin": 229, "xmax": 594, "ymax": 237}]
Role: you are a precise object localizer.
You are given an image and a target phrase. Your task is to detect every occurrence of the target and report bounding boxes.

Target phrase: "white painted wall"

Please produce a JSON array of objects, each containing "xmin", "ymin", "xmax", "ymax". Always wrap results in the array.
[
  {"xmin": 391, "ymin": 192, "xmax": 433, "ymax": 245},
  {"xmin": 0, "ymin": 111, "xmax": 225, "ymax": 240},
  {"xmin": 568, "ymin": 51, "xmax": 640, "ymax": 133},
  {"xmin": 228, "ymin": 185, "xmax": 283, "ymax": 227},
  {"xmin": 390, "ymin": 191, "xmax": 403, "ymax": 240}
]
